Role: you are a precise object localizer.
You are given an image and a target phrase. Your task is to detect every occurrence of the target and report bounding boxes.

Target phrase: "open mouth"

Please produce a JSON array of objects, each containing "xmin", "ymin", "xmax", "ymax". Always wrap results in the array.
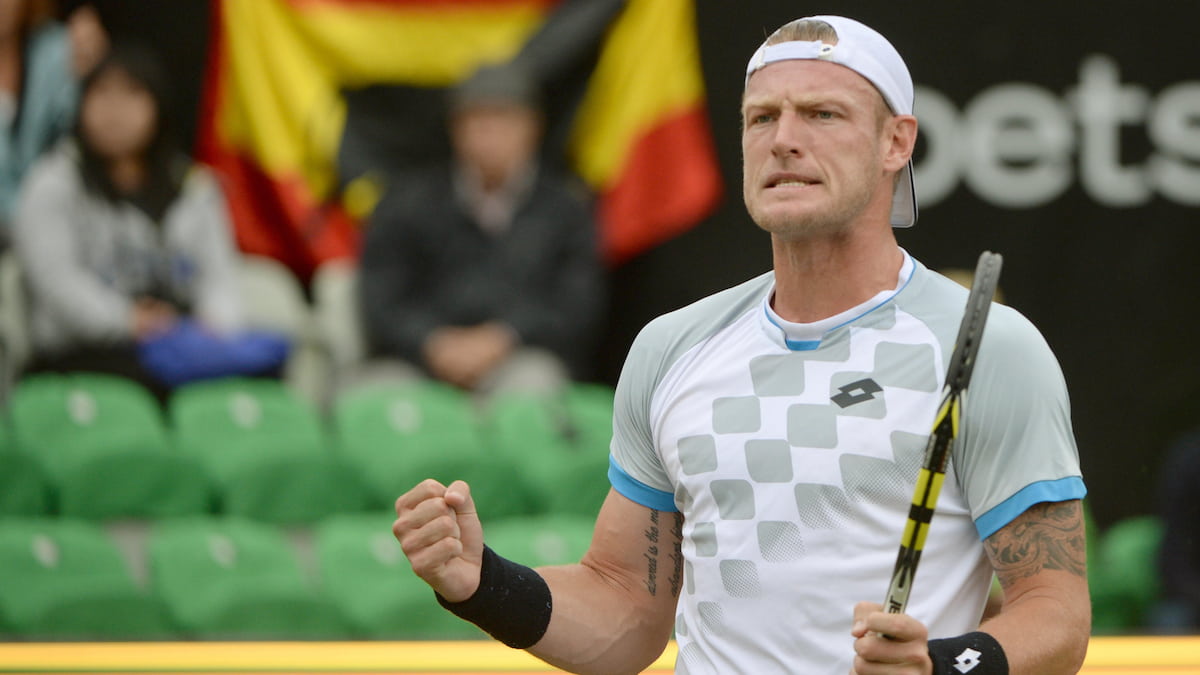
[{"xmin": 766, "ymin": 174, "xmax": 817, "ymax": 189}]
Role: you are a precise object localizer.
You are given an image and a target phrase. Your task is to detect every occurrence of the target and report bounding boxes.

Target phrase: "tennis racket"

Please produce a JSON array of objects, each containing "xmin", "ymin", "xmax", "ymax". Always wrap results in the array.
[{"xmin": 883, "ymin": 250, "xmax": 1003, "ymax": 615}]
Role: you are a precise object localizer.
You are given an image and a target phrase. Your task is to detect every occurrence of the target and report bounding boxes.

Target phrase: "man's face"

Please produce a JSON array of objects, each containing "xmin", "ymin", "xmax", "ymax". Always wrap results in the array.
[
  {"xmin": 451, "ymin": 103, "xmax": 541, "ymax": 187},
  {"xmin": 741, "ymin": 58, "xmax": 897, "ymax": 239}
]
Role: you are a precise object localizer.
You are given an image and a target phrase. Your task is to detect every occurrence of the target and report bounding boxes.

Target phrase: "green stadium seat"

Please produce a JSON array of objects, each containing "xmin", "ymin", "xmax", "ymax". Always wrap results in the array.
[
  {"xmin": 314, "ymin": 512, "xmax": 484, "ymax": 640},
  {"xmin": 149, "ymin": 516, "xmax": 350, "ymax": 639},
  {"xmin": 0, "ymin": 420, "xmax": 50, "ymax": 515},
  {"xmin": 564, "ymin": 382, "xmax": 615, "ymax": 439},
  {"xmin": 170, "ymin": 377, "xmax": 368, "ymax": 523},
  {"xmin": 547, "ymin": 450, "xmax": 613, "ymax": 518},
  {"xmin": 556, "ymin": 383, "xmax": 616, "ymax": 516},
  {"xmin": 485, "ymin": 513, "xmax": 595, "ymax": 567},
  {"xmin": 483, "ymin": 391, "xmax": 611, "ymax": 517},
  {"xmin": 0, "ymin": 518, "xmax": 174, "ymax": 638},
  {"xmin": 1084, "ymin": 499, "xmax": 1100, "ymax": 564},
  {"xmin": 332, "ymin": 382, "xmax": 535, "ymax": 519},
  {"xmin": 1091, "ymin": 515, "xmax": 1164, "ymax": 633},
  {"xmin": 9, "ymin": 373, "xmax": 209, "ymax": 518}
]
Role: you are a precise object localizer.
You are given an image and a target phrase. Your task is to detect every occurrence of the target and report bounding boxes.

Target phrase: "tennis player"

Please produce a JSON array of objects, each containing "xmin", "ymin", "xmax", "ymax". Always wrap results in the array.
[{"xmin": 393, "ymin": 15, "xmax": 1089, "ymax": 674}]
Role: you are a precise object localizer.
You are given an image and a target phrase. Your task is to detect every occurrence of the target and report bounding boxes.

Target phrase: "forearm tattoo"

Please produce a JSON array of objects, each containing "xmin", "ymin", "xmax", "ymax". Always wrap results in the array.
[
  {"xmin": 642, "ymin": 510, "xmax": 685, "ymax": 598},
  {"xmin": 643, "ymin": 510, "xmax": 660, "ymax": 596},
  {"xmin": 668, "ymin": 511, "xmax": 684, "ymax": 598},
  {"xmin": 985, "ymin": 500, "xmax": 1087, "ymax": 587}
]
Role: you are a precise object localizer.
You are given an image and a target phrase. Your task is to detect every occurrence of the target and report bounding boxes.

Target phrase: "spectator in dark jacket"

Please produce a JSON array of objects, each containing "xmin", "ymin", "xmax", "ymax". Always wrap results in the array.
[
  {"xmin": 1151, "ymin": 428, "xmax": 1200, "ymax": 631},
  {"xmin": 357, "ymin": 62, "xmax": 604, "ymax": 397}
]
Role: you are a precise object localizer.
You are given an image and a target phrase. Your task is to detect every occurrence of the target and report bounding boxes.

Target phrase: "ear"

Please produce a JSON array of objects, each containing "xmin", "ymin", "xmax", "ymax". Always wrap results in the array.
[{"xmin": 882, "ymin": 114, "xmax": 918, "ymax": 173}]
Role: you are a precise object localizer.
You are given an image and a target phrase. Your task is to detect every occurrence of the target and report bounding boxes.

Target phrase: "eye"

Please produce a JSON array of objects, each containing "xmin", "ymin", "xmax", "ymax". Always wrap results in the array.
[
  {"xmin": 748, "ymin": 112, "xmax": 775, "ymax": 126},
  {"xmin": 814, "ymin": 110, "xmax": 836, "ymax": 120}
]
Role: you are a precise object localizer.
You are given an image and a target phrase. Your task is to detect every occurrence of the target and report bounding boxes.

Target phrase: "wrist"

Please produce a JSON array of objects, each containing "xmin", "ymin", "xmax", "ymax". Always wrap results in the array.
[
  {"xmin": 928, "ymin": 631, "xmax": 1008, "ymax": 675},
  {"xmin": 436, "ymin": 574, "xmax": 480, "ymax": 605},
  {"xmin": 435, "ymin": 545, "xmax": 552, "ymax": 649}
]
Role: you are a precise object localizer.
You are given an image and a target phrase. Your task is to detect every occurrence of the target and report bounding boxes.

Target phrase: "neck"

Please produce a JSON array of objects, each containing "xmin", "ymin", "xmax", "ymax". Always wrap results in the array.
[
  {"xmin": 479, "ymin": 176, "xmax": 505, "ymax": 194},
  {"xmin": 769, "ymin": 223, "xmax": 903, "ymax": 323},
  {"xmin": 478, "ymin": 164, "xmax": 524, "ymax": 194},
  {"xmin": 109, "ymin": 156, "xmax": 146, "ymax": 195}
]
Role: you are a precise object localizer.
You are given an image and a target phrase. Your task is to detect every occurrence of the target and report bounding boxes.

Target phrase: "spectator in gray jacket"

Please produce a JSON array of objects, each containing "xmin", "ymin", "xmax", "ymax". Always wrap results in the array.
[
  {"xmin": 357, "ymin": 63, "xmax": 604, "ymax": 398},
  {"xmin": 13, "ymin": 44, "xmax": 242, "ymax": 399}
]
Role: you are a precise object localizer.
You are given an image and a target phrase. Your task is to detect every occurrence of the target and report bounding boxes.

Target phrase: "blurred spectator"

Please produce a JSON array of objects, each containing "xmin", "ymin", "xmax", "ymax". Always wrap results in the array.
[
  {"xmin": 13, "ymin": 45, "xmax": 284, "ymax": 401},
  {"xmin": 0, "ymin": 0, "xmax": 106, "ymax": 244},
  {"xmin": 1150, "ymin": 428, "xmax": 1200, "ymax": 632},
  {"xmin": 357, "ymin": 62, "xmax": 604, "ymax": 398}
]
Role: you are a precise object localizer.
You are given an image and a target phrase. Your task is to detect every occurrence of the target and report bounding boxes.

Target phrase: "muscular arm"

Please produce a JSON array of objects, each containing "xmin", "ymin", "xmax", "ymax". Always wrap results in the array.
[
  {"xmin": 531, "ymin": 489, "xmax": 684, "ymax": 675},
  {"xmin": 979, "ymin": 499, "xmax": 1091, "ymax": 674}
]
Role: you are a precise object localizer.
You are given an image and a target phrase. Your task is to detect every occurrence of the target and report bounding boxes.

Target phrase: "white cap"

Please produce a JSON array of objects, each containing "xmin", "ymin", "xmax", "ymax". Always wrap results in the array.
[{"xmin": 745, "ymin": 15, "xmax": 917, "ymax": 228}]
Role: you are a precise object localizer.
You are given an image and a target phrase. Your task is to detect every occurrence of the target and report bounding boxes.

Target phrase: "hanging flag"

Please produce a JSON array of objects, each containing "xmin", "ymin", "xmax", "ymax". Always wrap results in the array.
[{"xmin": 198, "ymin": 0, "xmax": 722, "ymax": 277}]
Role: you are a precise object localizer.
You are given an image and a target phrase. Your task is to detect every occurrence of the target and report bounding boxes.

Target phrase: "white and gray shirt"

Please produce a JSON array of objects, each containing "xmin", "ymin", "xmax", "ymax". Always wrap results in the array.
[{"xmin": 608, "ymin": 251, "xmax": 1085, "ymax": 674}]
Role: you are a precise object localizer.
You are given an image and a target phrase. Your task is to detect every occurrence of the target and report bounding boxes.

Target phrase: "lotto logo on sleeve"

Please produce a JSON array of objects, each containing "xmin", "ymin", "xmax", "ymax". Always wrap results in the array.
[{"xmin": 954, "ymin": 647, "xmax": 983, "ymax": 673}]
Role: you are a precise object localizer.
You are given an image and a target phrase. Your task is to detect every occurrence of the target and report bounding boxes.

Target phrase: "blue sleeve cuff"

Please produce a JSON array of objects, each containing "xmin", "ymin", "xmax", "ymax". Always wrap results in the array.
[
  {"xmin": 975, "ymin": 476, "xmax": 1088, "ymax": 540},
  {"xmin": 608, "ymin": 456, "xmax": 678, "ymax": 512}
]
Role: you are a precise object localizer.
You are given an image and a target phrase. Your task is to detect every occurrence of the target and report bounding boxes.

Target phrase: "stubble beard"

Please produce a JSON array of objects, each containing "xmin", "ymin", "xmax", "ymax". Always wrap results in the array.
[{"xmin": 746, "ymin": 183, "xmax": 875, "ymax": 242}]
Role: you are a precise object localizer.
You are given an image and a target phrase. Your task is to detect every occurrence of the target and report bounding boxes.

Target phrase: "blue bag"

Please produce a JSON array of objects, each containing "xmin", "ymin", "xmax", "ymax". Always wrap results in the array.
[{"xmin": 137, "ymin": 319, "xmax": 291, "ymax": 387}]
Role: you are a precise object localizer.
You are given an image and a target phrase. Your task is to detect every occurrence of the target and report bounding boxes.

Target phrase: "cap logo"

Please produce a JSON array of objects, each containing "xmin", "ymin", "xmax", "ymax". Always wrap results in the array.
[{"xmin": 749, "ymin": 47, "xmax": 766, "ymax": 73}]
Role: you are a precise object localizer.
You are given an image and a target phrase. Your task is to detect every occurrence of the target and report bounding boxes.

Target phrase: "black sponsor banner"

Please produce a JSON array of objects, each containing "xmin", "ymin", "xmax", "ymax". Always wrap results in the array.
[{"xmin": 601, "ymin": 2, "xmax": 1200, "ymax": 530}]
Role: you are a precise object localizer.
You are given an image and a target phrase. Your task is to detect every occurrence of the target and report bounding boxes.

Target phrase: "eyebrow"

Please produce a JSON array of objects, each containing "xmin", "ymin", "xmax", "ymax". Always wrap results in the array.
[{"xmin": 741, "ymin": 92, "xmax": 853, "ymax": 114}]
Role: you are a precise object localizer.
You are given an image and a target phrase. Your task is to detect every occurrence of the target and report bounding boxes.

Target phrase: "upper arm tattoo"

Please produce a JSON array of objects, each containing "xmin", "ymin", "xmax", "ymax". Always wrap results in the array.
[
  {"xmin": 642, "ymin": 509, "xmax": 685, "ymax": 598},
  {"xmin": 984, "ymin": 500, "xmax": 1087, "ymax": 588}
]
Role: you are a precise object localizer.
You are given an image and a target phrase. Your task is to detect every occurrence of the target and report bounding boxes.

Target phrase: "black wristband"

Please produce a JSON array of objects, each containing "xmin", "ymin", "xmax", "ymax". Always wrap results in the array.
[
  {"xmin": 435, "ymin": 545, "xmax": 552, "ymax": 649},
  {"xmin": 928, "ymin": 631, "xmax": 1008, "ymax": 675}
]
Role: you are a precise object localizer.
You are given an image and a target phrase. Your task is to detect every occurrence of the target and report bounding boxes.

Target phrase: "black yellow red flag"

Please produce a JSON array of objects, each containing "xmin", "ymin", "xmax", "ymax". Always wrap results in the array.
[{"xmin": 198, "ymin": 0, "xmax": 722, "ymax": 276}]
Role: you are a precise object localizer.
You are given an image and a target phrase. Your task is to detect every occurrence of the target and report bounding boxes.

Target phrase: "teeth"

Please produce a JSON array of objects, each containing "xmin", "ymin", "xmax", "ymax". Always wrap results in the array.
[{"xmin": 774, "ymin": 179, "xmax": 809, "ymax": 187}]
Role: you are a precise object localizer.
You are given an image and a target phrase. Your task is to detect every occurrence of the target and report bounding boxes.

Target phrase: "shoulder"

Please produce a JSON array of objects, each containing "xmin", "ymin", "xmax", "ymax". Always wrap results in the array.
[
  {"xmin": 628, "ymin": 272, "xmax": 773, "ymax": 374},
  {"xmin": 975, "ymin": 302, "xmax": 1063, "ymax": 394},
  {"xmin": 893, "ymin": 261, "xmax": 970, "ymax": 338},
  {"xmin": 613, "ymin": 272, "xmax": 773, "ymax": 477},
  {"xmin": 370, "ymin": 166, "xmax": 452, "ymax": 224},
  {"xmin": 983, "ymin": 302, "xmax": 1053, "ymax": 353},
  {"xmin": 179, "ymin": 162, "xmax": 222, "ymax": 197},
  {"xmin": 521, "ymin": 165, "xmax": 595, "ymax": 227},
  {"xmin": 896, "ymin": 259, "xmax": 1052, "ymax": 356},
  {"xmin": 533, "ymin": 166, "xmax": 593, "ymax": 205},
  {"xmin": 25, "ymin": 22, "xmax": 71, "ymax": 70},
  {"xmin": 21, "ymin": 140, "xmax": 83, "ymax": 197},
  {"xmin": 156, "ymin": 161, "xmax": 230, "ymax": 227}
]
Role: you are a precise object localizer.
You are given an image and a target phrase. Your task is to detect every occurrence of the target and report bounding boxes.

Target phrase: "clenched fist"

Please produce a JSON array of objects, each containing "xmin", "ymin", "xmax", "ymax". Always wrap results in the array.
[{"xmin": 393, "ymin": 479, "xmax": 485, "ymax": 602}]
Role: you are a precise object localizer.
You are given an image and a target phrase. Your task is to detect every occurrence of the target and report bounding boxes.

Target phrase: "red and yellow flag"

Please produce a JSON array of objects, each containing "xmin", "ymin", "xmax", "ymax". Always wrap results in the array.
[{"xmin": 199, "ymin": 0, "xmax": 722, "ymax": 276}]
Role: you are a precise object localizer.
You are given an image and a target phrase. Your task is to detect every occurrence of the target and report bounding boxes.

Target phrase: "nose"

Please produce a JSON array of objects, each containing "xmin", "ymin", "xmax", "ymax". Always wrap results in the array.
[{"xmin": 770, "ymin": 110, "xmax": 807, "ymax": 158}]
